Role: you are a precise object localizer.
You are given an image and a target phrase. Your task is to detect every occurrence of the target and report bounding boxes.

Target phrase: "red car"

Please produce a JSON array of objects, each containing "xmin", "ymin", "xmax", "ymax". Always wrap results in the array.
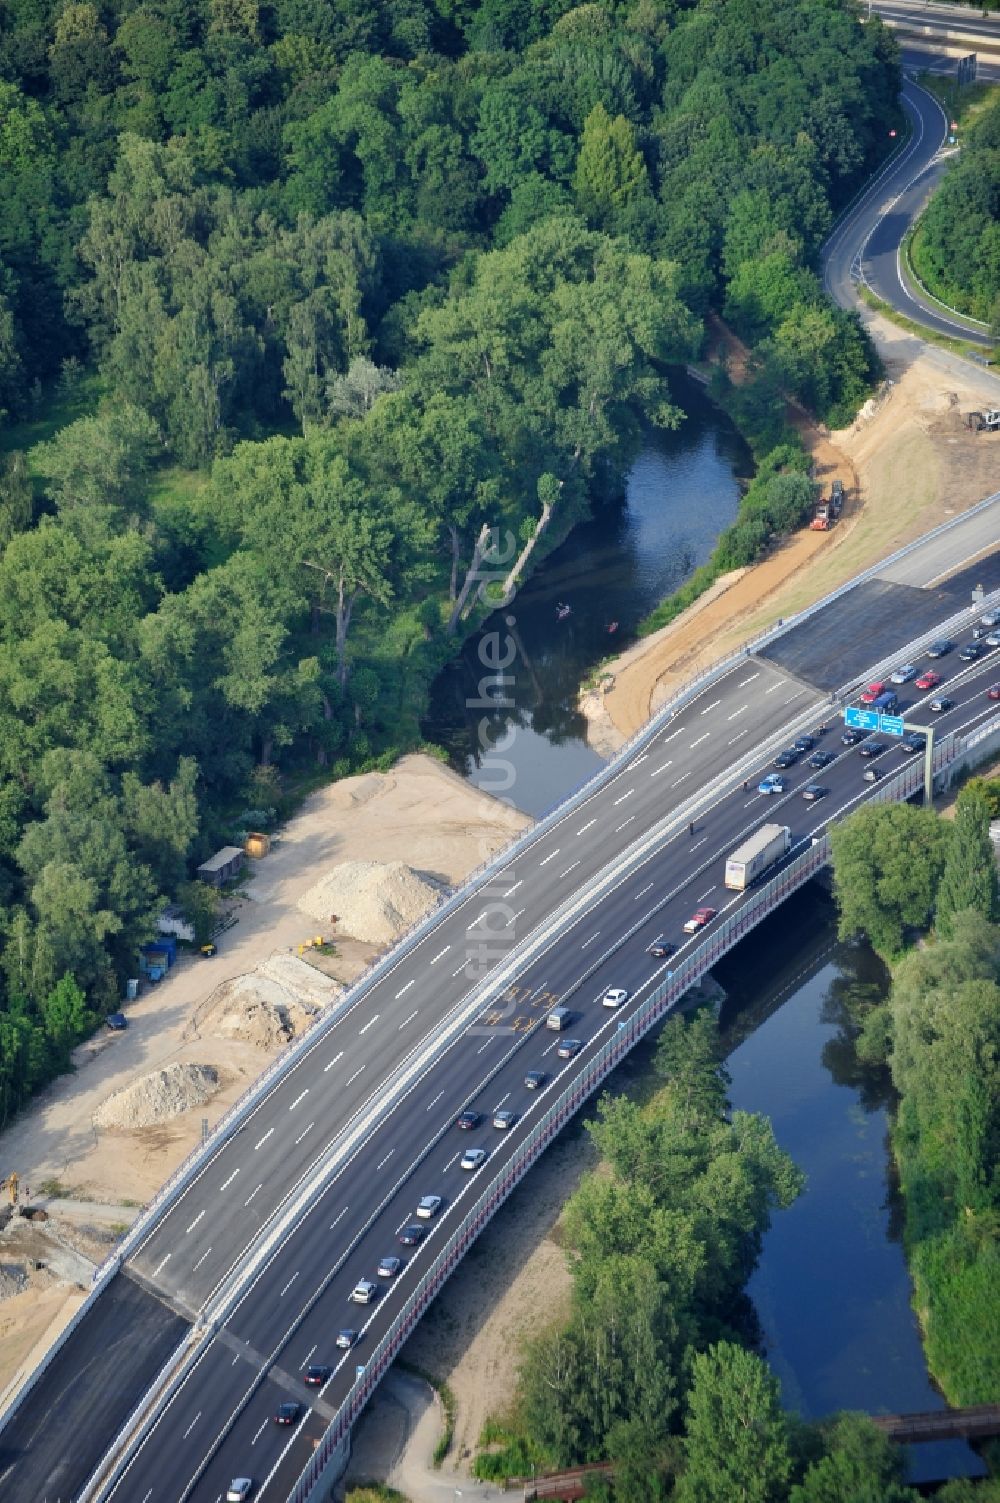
[
  {"xmin": 859, "ymin": 681, "xmax": 885, "ymax": 705},
  {"xmin": 915, "ymin": 670, "xmax": 941, "ymax": 691},
  {"xmin": 988, "ymin": 684, "xmax": 1000, "ymax": 701},
  {"xmin": 683, "ymin": 906, "xmax": 717, "ymax": 934}
]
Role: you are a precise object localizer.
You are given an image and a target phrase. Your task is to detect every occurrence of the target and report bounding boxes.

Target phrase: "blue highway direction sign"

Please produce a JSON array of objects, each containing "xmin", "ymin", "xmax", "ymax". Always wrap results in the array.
[
  {"xmin": 880, "ymin": 714, "xmax": 904, "ymax": 737},
  {"xmin": 844, "ymin": 706, "xmax": 879, "ymax": 732}
]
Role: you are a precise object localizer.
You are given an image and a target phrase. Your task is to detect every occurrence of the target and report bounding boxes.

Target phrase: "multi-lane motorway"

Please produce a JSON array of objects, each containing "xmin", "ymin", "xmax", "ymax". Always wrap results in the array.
[
  {"xmin": 113, "ymin": 632, "xmax": 1000, "ymax": 1503},
  {"xmin": 4, "ymin": 492, "xmax": 999, "ymax": 1503}
]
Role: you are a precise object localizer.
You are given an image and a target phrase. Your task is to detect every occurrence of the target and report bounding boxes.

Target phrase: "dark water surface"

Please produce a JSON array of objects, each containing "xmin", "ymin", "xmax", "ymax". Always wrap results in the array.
[
  {"xmin": 422, "ymin": 371, "xmax": 751, "ymax": 818},
  {"xmin": 425, "ymin": 377, "xmax": 982, "ymax": 1483},
  {"xmin": 716, "ymin": 888, "xmax": 985, "ymax": 1485}
]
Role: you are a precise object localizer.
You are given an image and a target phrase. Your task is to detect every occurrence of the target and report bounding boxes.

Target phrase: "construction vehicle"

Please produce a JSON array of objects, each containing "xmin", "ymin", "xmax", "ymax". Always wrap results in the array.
[
  {"xmin": 809, "ymin": 501, "xmax": 830, "ymax": 532},
  {"xmin": 966, "ymin": 410, "xmax": 1000, "ymax": 432}
]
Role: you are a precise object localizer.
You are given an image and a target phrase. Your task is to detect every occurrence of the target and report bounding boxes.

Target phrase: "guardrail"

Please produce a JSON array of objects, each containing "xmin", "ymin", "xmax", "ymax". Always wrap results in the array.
[
  {"xmin": 92, "ymin": 487, "xmax": 1000, "ymax": 1288},
  {"xmin": 286, "ymin": 721, "xmax": 990, "ymax": 1503}
]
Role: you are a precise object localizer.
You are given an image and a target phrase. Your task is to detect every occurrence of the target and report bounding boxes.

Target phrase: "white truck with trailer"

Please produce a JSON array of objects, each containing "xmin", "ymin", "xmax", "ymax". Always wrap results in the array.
[{"xmin": 724, "ymin": 823, "xmax": 792, "ymax": 890}]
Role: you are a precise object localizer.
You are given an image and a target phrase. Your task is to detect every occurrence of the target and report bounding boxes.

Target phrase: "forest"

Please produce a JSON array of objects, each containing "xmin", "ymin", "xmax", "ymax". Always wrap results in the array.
[
  {"xmin": 0, "ymin": 0, "xmax": 897, "ymax": 1114},
  {"xmin": 470, "ymin": 1006, "xmax": 999, "ymax": 1501},
  {"xmin": 911, "ymin": 91, "xmax": 1000, "ymax": 331},
  {"xmin": 830, "ymin": 788, "xmax": 1000, "ymax": 1409}
]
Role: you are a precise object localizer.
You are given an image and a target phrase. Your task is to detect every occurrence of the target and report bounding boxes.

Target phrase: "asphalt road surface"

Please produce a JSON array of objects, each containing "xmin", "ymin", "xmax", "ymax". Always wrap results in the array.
[
  {"xmin": 108, "ymin": 634, "xmax": 1000, "ymax": 1503},
  {"xmin": 822, "ymin": 76, "xmax": 994, "ymax": 345},
  {"xmin": 3, "ymin": 494, "xmax": 998, "ymax": 1503},
  {"xmin": 874, "ymin": 0, "xmax": 1000, "ymax": 46}
]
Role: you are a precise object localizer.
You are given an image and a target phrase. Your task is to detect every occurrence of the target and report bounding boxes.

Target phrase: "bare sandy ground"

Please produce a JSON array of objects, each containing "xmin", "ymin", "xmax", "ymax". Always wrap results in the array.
[
  {"xmin": 0, "ymin": 756, "xmax": 528, "ymax": 1208},
  {"xmin": 586, "ymin": 327, "xmax": 1000, "ymax": 747}
]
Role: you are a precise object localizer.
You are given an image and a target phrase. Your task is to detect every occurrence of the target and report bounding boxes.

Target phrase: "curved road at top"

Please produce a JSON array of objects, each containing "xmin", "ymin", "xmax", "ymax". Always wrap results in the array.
[{"xmin": 823, "ymin": 76, "xmax": 995, "ymax": 347}]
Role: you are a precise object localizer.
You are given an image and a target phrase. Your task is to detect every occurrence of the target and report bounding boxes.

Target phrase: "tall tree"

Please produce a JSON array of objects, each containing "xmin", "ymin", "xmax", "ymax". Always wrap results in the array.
[
  {"xmin": 935, "ymin": 787, "xmax": 999, "ymax": 938},
  {"xmin": 677, "ymin": 1343, "xmax": 792, "ymax": 1503}
]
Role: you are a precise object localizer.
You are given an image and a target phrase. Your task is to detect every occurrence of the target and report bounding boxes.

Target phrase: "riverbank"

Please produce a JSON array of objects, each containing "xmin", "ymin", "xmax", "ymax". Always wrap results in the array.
[{"xmin": 583, "ymin": 330, "xmax": 1000, "ymax": 748}]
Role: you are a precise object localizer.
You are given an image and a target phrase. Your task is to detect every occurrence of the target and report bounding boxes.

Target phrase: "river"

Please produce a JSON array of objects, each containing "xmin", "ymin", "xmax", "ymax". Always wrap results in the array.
[{"xmin": 423, "ymin": 374, "xmax": 984, "ymax": 1483}]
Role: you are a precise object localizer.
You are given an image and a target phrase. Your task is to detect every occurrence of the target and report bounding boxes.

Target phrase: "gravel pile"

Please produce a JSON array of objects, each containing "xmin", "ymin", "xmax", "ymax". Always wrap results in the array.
[
  {"xmin": 205, "ymin": 971, "xmax": 322, "ymax": 1050},
  {"xmin": 298, "ymin": 859, "xmax": 441, "ymax": 945},
  {"xmin": 95, "ymin": 1063, "xmax": 220, "ymax": 1130},
  {"xmin": 0, "ymin": 1262, "xmax": 27, "ymax": 1301}
]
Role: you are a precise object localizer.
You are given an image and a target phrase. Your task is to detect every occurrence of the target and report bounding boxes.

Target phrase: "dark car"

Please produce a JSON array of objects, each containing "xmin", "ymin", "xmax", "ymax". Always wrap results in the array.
[
  {"xmin": 106, "ymin": 1012, "xmax": 128, "ymax": 1031},
  {"xmin": 275, "ymin": 1403, "xmax": 301, "ymax": 1426},
  {"xmin": 858, "ymin": 741, "xmax": 887, "ymax": 759},
  {"xmin": 808, "ymin": 751, "xmax": 835, "ymax": 769},
  {"xmin": 926, "ymin": 639, "xmax": 954, "ymax": 658},
  {"xmin": 377, "ymin": 1255, "xmax": 403, "ymax": 1280},
  {"xmin": 773, "ymin": 748, "xmax": 800, "ymax": 769},
  {"xmin": 959, "ymin": 641, "xmax": 982, "ymax": 661},
  {"xmin": 901, "ymin": 732, "xmax": 926, "ymax": 753},
  {"xmin": 929, "ymin": 696, "xmax": 954, "ymax": 713},
  {"xmin": 647, "ymin": 935, "xmax": 676, "ymax": 958},
  {"xmin": 801, "ymin": 784, "xmax": 827, "ymax": 802},
  {"xmin": 841, "ymin": 728, "xmax": 863, "ymax": 746},
  {"xmin": 399, "ymin": 1224, "xmax": 425, "ymax": 1246},
  {"xmin": 863, "ymin": 766, "xmax": 884, "ymax": 783},
  {"xmin": 305, "ymin": 1365, "xmax": 331, "ymax": 1387},
  {"xmin": 556, "ymin": 1037, "xmax": 583, "ymax": 1060},
  {"xmin": 524, "ymin": 1070, "xmax": 547, "ymax": 1090},
  {"xmin": 792, "ymin": 734, "xmax": 816, "ymax": 753},
  {"xmin": 456, "ymin": 1110, "xmax": 480, "ymax": 1131}
]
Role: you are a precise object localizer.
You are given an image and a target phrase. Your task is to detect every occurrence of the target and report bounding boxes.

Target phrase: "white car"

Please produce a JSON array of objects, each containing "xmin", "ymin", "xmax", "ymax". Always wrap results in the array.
[
  {"xmin": 890, "ymin": 664, "xmax": 917, "ymax": 684},
  {"xmin": 460, "ymin": 1147, "xmax": 488, "ymax": 1171},
  {"xmin": 980, "ymin": 610, "xmax": 1000, "ymax": 628},
  {"xmin": 227, "ymin": 1483, "xmax": 253, "ymax": 1503},
  {"xmin": 350, "ymin": 1279, "xmax": 377, "ymax": 1304},
  {"xmin": 985, "ymin": 631, "xmax": 1000, "ymax": 648},
  {"xmin": 602, "ymin": 988, "xmax": 629, "ymax": 1009},
  {"xmin": 416, "ymin": 1195, "xmax": 442, "ymax": 1219}
]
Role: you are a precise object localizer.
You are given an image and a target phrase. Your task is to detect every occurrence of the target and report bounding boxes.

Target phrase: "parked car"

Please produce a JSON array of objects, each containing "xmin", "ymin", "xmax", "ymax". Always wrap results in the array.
[
  {"xmin": 914, "ymin": 670, "xmax": 941, "ymax": 690},
  {"xmin": 858, "ymin": 741, "xmax": 887, "ymax": 759},
  {"xmin": 456, "ymin": 1110, "xmax": 480, "ymax": 1131},
  {"xmin": 377, "ymin": 1256, "xmax": 402, "ymax": 1280},
  {"xmin": 524, "ymin": 1070, "xmax": 547, "ymax": 1089},
  {"xmin": 926, "ymin": 639, "xmax": 954, "ymax": 658},
  {"xmin": 556, "ymin": 1038, "xmax": 582, "ymax": 1059},
  {"xmin": 801, "ymin": 784, "xmax": 827, "ymax": 802},
  {"xmin": 460, "ymin": 1147, "xmax": 488, "ymax": 1171},
  {"xmin": 105, "ymin": 1012, "xmax": 128, "ymax": 1031},
  {"xmin": 859, "ymin": 681, "xmax": 886, "ymax": 704},
  {"xmin": 647, "ymin": 935, "xmax": 676, "ymax": 958},
  {"xmin": 890, "ymin": 664, "xmax": 918, "ymax": 684},
  {"xmin": 808, "ymin": 750, "xmax": 835, "ymax": 769},
  {"xmin": 758, "ymin": 773, "xmax": 786, "ymax": 794},
  {"xmin": 416, "ymin": 1195, "xmax": 442, "ymax": 1219},
  {"xmin": 683, "ymin": 906, "xmax": 717, "ymax": 934},
  {"xmin": 275, "ymin": 1403, "xmax": 301, "ymax": 1426},
  {"xmin": 602, "ymin": 987, "xmax": 628, "ymax": 1008},
  {"xmin": 929, "ymin": 696, "xmax": 955, "ymax": 713}
]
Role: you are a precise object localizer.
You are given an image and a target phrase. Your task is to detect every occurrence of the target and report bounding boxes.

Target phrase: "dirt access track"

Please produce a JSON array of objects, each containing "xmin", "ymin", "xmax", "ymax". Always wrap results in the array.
[{"xmin": 587, "ymin": 313, "xmax": 1000, "ymax": 748}]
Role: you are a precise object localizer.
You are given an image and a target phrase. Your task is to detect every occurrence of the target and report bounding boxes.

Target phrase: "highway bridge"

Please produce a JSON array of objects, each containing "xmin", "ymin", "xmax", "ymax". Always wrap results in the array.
[{"xmin": 2, "ymin": 487, "xmax": 1000, "ymax": 1503}]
